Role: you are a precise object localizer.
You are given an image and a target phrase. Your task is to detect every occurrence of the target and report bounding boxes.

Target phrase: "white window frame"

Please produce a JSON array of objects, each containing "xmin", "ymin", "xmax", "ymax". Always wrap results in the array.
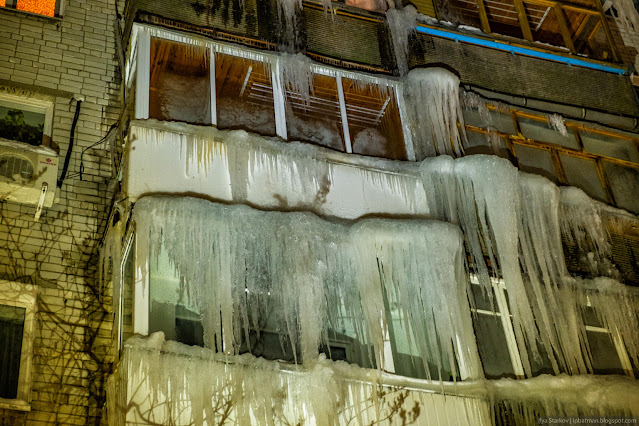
[
  {"xmin": 0, "ymin": 280, "xmax": 37, "ymax": 411},
  {"xmin": 0, "ymin": 92, "xmax": 54, "ymax": 146},
  {"xmin": 115, "ymin": 232, "xmax": 135, "ymax": 357},
  {"xmin": 470, "ymin": 276, "xmax": 635, "ymax": 379},
  {"xmin": 129, "ymin": 23, "xmax": 415, "ymax": 161}
]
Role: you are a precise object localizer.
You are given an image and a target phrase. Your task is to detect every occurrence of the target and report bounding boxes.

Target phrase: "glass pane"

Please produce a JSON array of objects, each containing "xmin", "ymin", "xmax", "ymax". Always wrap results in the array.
[
  {"xmin": 473, "ymin": 313, "xmax": 516, "ymax": 379},
  {"xmin": 0, "ymin": 305, "xmax": 25, "ymax": 399},
  {"xmin": 121, "ymin": 239, "xmax": 135, "ymax": 348},
  {"xmin": 581, "ymin": 131, "xmax": 639, "ymax": 163},
  {"xmin": 513, "ymin": 144, "xmax": 558, "ymax": 183},
  {"xmin": 462, "ymin": 108, "xmax": 518, "ymax": 135},
  {"xmin": 390, "ymin": 308, "xmax": 457, "ymax": 380},
  {"xmin": 470, "ymin": 283, "xmax": 498, "ymax": 312},
  {"xmin": 560, "ymin": 155, "xmax": 607, "ymax": 202},
  {"xmin": 149, "ymin": 247, "xmax": 203, "ymax": 346},
  {"xmin": 0, "ymin": 104, "xmax": 45, "ymax": 146},
  {"xmin": 523, "ymin": 328, "xmax": 555, "ymax": 376},
  {"xmin": 215, "ymin": 53, "xmax": 276, "ymax": 136},
  {"xmin": 603, "ymin": 162, "xmax": 639, "ymax": 214},
  {"xmin": 149, "ymin": 38, "xmax": 211, "ymax": 125},
  {"xmin": 587, "ymin": 330, "xmax": 624, "ymax": 375},
  {"xmin": 518, "ymin": 116, "xmax": 579, "ymax": 150},
  {"xmin": 16, "ymin": 0, "xmax": 56, "ymax": 17},
  {"xmin": 285, "ymin": 74, "xmax": 345, "ymax": 152},
  {"xmin": 341, "ymin": 78, "xmax": 406, "ymax": 160},
  {"xmin": 464, "ymin": 129, "xmax": 510, "ymax": 158}
]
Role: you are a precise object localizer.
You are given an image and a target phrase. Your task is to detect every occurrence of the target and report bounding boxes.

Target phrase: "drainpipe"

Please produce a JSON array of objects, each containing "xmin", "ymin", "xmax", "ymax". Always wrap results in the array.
[{"xmin": 57, "ymin": 96, "xmax": 83, "ymax": 188}]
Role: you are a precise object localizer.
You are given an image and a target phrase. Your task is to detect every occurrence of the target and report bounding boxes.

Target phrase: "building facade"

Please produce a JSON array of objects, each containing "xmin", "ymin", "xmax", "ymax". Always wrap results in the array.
[{"xmin": 1, "ymin": 0, "xmax": 639, "ymax": 424}]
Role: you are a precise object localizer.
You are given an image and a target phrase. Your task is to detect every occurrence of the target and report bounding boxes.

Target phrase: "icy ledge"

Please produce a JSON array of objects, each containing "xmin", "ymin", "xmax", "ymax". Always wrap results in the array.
[{"xmin": 107, "ymin": 333, "xmax": 639, "ymax": 426}]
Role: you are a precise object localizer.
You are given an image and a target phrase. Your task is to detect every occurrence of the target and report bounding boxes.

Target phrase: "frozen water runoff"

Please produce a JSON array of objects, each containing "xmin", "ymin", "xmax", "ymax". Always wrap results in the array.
[{"xmin": 105, "ymin": 66, "xmax": 639, "ymax": 424}]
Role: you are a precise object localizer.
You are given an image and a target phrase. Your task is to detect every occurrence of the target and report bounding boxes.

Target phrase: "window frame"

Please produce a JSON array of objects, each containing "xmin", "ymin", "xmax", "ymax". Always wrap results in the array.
[
  {"xmin": 130, "ymin": 24, "xmax": 415, "ymax": 161},
  {"xmin": 0, "ymin": 280, "xmax": 37, "ymax": 411},
  {"xmin": 0, "ymin": 92, "xmax": 54, "ymax": 147},
  {"xmin": 470, "ymin": 275, "xmax": 636, "ymax": 379},
  {"xmin": 0, "ymin": 0, "xmax": 64, "ymax": 19}
]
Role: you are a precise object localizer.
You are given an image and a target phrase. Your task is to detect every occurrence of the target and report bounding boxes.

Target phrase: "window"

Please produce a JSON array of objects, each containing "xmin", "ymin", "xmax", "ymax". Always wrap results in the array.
[
  {"xmin": 215, "ymin": 53, "xmax": 276, "ymax": 136},
  {"xmin": 117, "ymin": 235, "xmax": 135, "ymax": 354},
  {"xmin": 135, "ymin": 29, "xmax": 411, "ymax": 161},
  {"xmin": 0, "ymin": 280, "xmax": 36, "ymax": 409},
  {"xmin": 0, "ymin": 0, "xmax": 63, "ymax": 18},
  {"xmin": 149, "ymin": 38, "xmax": 212, "ymax": 125},
  {"xmin": 0, "ymin": 93, "xmax": 54, "ymax": 147}
]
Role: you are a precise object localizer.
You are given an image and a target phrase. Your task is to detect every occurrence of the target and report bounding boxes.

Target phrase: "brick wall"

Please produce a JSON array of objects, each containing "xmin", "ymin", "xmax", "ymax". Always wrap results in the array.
[{"xmin": 0, "ymin": 1, "xmax": 120, "ymax": 424}]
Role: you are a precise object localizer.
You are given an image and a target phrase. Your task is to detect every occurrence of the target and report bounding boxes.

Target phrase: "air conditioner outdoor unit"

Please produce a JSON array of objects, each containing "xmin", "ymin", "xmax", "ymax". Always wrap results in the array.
[{"xmin": 0, "ymin": 138, "xmax": 58, "ymax": 208}]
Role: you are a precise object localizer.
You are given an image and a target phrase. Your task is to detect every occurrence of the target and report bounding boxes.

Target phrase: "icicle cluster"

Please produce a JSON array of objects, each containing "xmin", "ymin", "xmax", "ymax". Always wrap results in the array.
[
  {"xmin": 404, "ymin": 68, "xmax": 467, "ymax": 159},
  {"xmin": 559, "ymin": 187, "xmax": 617, "ymax": 277},
  {"xmin": 490, "ymin": 374, "xmax": 639, "ymax": 424},
  {"xmin": 420, "ymin": 155, "xmax": 638, "ymax": 377},
  {"xmin": 133, "ymin": 196, "xmax": 472, "ymax": 381},
  {"xmin": 605, "ymin": 0, "xmax": 639, "ymax": 34},
  {"xmin": 275, "ymin": 0, "xmax": 303, "ymax": 47},
  {"xmin": 130, "ymin": 121, "xmax": 423, "ymax": 215},
  {"xmin": 386, "ymin": 5, "xmax": 417, "ymax": 76},
  {"xmin": 109, "ymin": 333, "xmax": 492, "ymax": 426},
  {"xmin": 279, "ymin": 53, "xmax": 315, "ymax": 106}
]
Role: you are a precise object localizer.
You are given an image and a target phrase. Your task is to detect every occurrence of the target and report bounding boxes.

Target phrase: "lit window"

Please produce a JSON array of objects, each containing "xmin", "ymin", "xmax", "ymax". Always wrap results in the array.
[
  {"xmin": 0, "ymin": 280, "xmax": 36, "ymax": 409},
  {"xmin": 0, "ymin": 93, "xmax": 54, "ymax": 147},
  {"xmin": 0, "ymin": 0, "xmax": 62, "ymax": 18}
]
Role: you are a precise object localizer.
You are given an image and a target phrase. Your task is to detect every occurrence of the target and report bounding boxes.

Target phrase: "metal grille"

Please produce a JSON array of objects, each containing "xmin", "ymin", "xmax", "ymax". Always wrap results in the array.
[{"xmin": 0, "ymin": 155, "xmax": 34, "ymax": 181}]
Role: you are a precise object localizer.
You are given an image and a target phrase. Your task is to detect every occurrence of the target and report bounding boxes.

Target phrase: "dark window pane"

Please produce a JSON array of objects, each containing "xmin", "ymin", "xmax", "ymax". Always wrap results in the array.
[
  {"xmin": 121, "ymin": 239, "xmax": 134, "ymax": 347},
  {"xmin": 603, "ymin": 162, "xmax": 639, "ymax": 214},
  {"xmin": 581, "ymin": 131, "xmax": 639, "ymax": 163},
  {"xmin": 215, "ymin": 53, "xmax": 276, "ymax": 136},
  {"xmin": 513, "ymin": 144, "xmax": 558, "ymax": 183},
  {"xmin": 473, "ymin": 313, "xmax": 516, "ymax": 379},
  {"xmin": 587, "ymin": 330, "xmax": 624, "ymax": 375},
  {"xmin": 0, "ymin": 305, "xmax": 25, "ymax": 399},
  {"xmin": 518, "ymin": 116, "xmax": 579, "ymax": 150},
  {"xmin": 0, "ymin": 105, "xmax": 45, "ymax": 146},
  {"xmin": 560, "ymin": 155, "xmax": 607, "ymax": 202},
  {"xmin": 149, "ymin": 38, "xmax": 211, "ymax": 125}
]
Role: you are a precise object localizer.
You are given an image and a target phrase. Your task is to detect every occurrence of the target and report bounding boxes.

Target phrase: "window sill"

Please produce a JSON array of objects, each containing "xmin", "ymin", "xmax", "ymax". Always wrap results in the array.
[
  {"xmin": 0, "ymin": 6, "xmax": 62, "ymax": 22},
  {"xmin": 0, "ymin": 398, "xmax": 31, "ymax": 412}
]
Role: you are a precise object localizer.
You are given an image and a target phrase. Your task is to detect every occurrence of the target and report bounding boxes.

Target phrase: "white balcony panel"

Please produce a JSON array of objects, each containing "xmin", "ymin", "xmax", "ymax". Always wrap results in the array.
[{"xmin": 125, "ymin": 120, "xmax": 428, "ymax": 220}]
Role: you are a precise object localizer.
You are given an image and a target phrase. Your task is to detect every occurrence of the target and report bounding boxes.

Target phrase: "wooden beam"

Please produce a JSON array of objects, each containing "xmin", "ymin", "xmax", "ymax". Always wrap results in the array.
[
  {"xmin": 475, "ymin": 0, "xmax": 492, "ymax": 34},
  {"xmin": 554, "ymin": 5, "xmax": 577, "ymax": 53},
  {"xmin": 595, "ymin": 157, "xmax": 617, "ymax": 205},
  {"xmin": 513, "ymin": 0, "xmax": 534, "ymax": 42},
  {"xmin": 593, "ymin": 0, "xmax": 621, "ymax": 62},
  {"xmin": 524, "ymin": 0, "xmax": 599, "ymax": 15}
]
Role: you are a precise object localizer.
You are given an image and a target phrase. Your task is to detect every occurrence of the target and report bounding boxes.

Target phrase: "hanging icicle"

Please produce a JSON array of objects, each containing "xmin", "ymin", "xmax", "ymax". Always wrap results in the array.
[{"xmin": 405, "ymin": 68, "xmax": 468, "ymax": 159}]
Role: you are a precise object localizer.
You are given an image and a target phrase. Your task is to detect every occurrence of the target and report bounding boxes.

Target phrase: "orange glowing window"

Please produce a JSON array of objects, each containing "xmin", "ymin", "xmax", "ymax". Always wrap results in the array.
[{"xmin": 1, "ymin": 0, "xmax": 60, "ymax": 17}]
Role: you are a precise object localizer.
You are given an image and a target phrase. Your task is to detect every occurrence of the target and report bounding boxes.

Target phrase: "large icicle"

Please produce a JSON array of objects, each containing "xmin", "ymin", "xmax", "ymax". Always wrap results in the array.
[
  {"xmin": 420, "ymin": 155, "xmax": 614, "ymax": 377},
  {"xmin": 133, "ymin": 196, "xmax": 472, "ymax": 381},
  {"xmin": 279, "ymin": 53, "xmax": 314, "ymax": 106},
  {"xmin": 404, "ymin": 68, "xmax": 468, "ymax": 159},
  {"xmin": 559, "ymin": 187, "xmax": 617, "ymax": 277},
  {"xmin": 386, "ymin": 5, "xmax": 417, "ymax": 76}
]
